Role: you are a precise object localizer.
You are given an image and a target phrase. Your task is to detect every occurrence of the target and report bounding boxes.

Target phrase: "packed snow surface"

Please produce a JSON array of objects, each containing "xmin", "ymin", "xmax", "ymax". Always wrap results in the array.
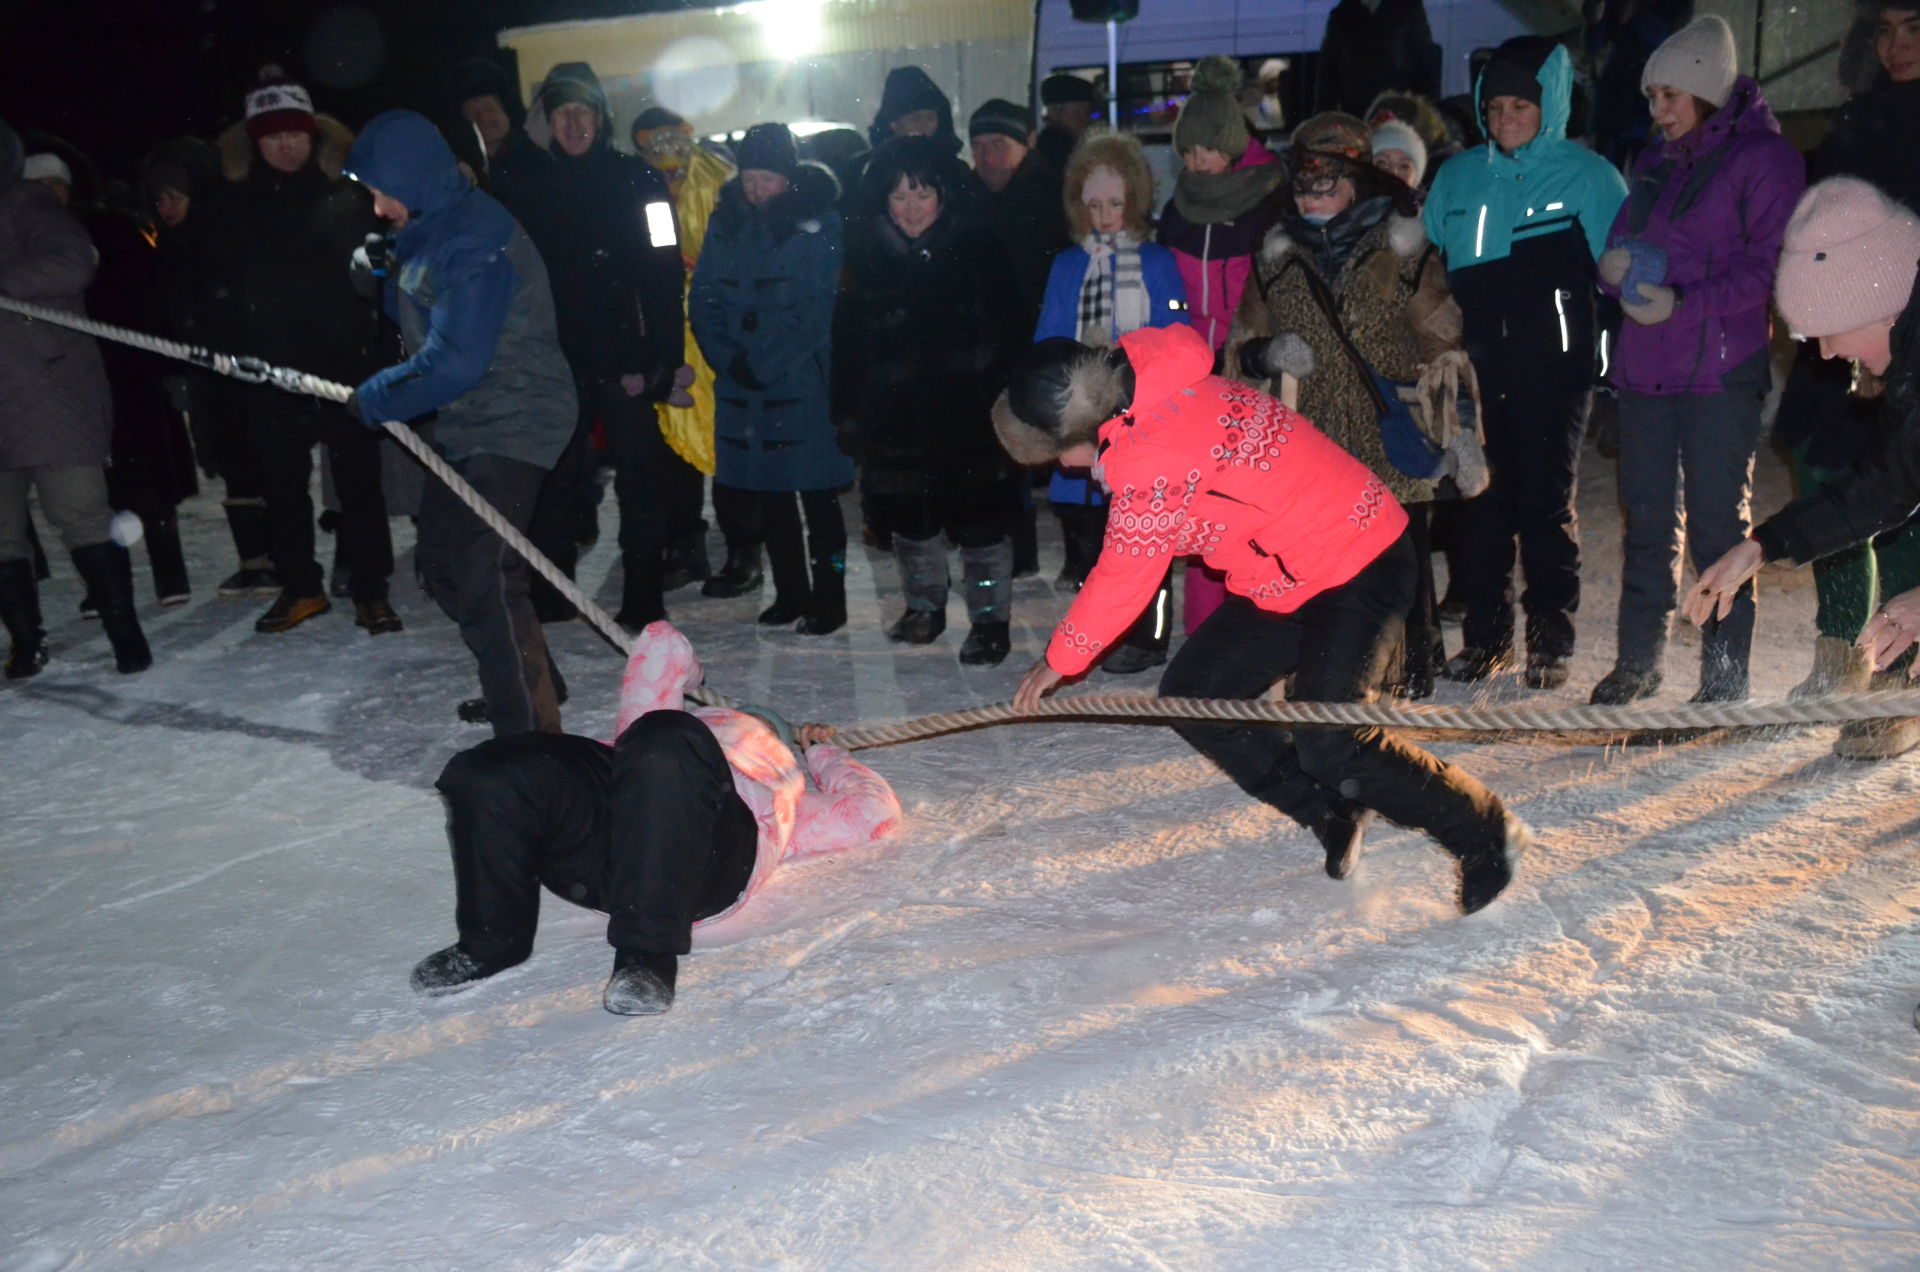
[{"xmin": 3, "ymin": 437, "xmax": 1918, "ymax": 1271}]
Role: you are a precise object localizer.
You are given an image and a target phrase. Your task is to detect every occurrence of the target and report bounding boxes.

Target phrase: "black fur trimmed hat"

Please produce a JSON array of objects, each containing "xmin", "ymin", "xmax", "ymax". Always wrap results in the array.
[{"xmin": 992, "ymin": 339, "xmax": 1137, "ymax": 465}]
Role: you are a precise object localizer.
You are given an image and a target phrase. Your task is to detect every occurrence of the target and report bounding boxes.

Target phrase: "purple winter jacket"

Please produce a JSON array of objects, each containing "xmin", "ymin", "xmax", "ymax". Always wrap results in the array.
[{"xmin": 1601, "ymin": 77, "xmax": 1805, "ymax": 396}]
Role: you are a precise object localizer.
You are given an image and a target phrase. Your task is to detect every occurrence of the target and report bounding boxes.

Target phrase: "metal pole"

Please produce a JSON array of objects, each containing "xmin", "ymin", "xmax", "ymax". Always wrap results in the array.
[{"xmin": 1106, "ymin": 17, "xmax": 1120, "ymax": 128}]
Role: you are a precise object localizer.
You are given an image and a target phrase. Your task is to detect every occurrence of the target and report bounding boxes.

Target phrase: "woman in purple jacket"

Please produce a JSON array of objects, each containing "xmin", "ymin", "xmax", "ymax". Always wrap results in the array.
[{"xmin": 1588, "ymin": 17, "xmax": 1806, "ymax": 705}]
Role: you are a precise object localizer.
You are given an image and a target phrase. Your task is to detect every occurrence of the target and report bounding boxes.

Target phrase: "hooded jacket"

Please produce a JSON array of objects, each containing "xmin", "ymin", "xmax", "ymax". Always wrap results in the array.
[
  {"xmin": 0, "ymin": 118, "xmax": 113, "ymax": 472},
  {"xmin": 537, "ymin": 73, "xmax": 685, "ymax": 388},
  {"xmin": 345, "ymin": 110, "xmax": 575, "ymax": 470},
  {"xmin": 615, "ymin": 622, "xmax": 901, "ymax": 926},
  {"xmin": 1027, "ymin": 323, "xmax": 1408, "ymax": 675},
  {"xmin": 866, "ymin": 67, "xmax": 964, "ymax": 155},
  {"xmin": 1602, "ymin": 77, "xmax": 1804, "ymax": 396},
  {"xmin": 689, "ymin": 163, "xmax": 852, "ymax": 493},
  {"xmin": 1156, "ymin": 136, "xmax": 1287, "ymax": 353},
  {"xmin": 1754, "ymin": 269, "xmax": 1920, "ymax": 568},
  {"xmin": 1423, "ymin": 44, "xmax": 1627, "ymax": 393}
]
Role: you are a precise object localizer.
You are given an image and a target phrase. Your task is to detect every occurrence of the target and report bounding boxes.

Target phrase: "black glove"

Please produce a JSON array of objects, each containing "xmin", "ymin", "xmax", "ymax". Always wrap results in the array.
[
  {"xmin": 1237, "ymin": 337, "xmax": 1274, "ymax": 380},
  {"xmin": 728, "ymin": 351, "xmax": 765, "ymax": 392}
]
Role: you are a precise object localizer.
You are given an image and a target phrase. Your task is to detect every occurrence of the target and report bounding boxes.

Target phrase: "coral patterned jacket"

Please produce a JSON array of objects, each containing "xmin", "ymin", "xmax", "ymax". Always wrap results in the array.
[
  {"xmin": 616, "ymin": 622, "xmax": 902, "ymax": 925},
  {"xmin": 1045, "ymin": 324, "xmax": 1408, "ymax": 677}
]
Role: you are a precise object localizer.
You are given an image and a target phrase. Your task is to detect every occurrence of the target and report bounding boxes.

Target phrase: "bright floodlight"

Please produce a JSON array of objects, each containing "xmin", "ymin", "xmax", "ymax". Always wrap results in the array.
[{"xmin": 743, "ymin": 0, "xmax": 825, "ymax": 61}]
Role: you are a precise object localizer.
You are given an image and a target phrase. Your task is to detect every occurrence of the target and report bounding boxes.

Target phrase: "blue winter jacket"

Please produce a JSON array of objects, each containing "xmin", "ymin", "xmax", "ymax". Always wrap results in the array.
[
  {"xmin": 1034, "ymin": 239, "xmax": 1189, "ymax": 507},
  {"xmin": 689, "ymin": 167, "xmax": 852, "ymax": 493},
  {"xmin": 345, "ymin": 110, "xmax": 575, "ymax": 470},
  {"xmin": 1423, "ymin": 46, "xmax": 1627, "ymax": 393}
]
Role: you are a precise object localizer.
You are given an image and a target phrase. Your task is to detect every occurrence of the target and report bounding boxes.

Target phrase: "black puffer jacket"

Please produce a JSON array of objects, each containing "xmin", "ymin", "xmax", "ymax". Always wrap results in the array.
[
  {"xmin": 226, "ymin": 148, "xmax": 383, "ymax": 384},
  {"xmin": 540, "ymin": 142, "xmax": 685, "ymax": 390},
  {"xmin": 967, "ymin": 152, "xmax": 1068, "ymax": 320},
  {"xmin": 833, "ymin": 201, "xmax": 1027, "ymax": 504},
  {"xmin": 1755, "ymin": 270, "xmax": 1920, "ymax": 566}
]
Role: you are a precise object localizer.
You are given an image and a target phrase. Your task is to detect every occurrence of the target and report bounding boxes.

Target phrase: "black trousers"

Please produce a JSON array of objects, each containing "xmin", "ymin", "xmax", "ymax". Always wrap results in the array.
[
  {"xmin": 1158, "ymin": 532, "xmax": 1505, "ymax": 856},
  {"xmin": 242, "ymin": 387, "xmax": 391, "ymax": 603},
  {"xmin": 1455, "ymin": 385, "xmax": 1591, "ymax": 659},
  {"xmin": 712, "ymin": 483, "xmax": 847, "ymax": 599},
  {"xmin": 417, "ymin": 453, "xmax": 563, "ymax": 737},
  {"xmin": 436, "ymin": 711, "xmax": 759, "ymax": 962}
]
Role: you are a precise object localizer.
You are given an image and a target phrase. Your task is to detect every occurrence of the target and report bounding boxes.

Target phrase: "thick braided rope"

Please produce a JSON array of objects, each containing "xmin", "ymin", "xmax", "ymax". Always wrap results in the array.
[
  {"xmin": 829, "ymin": 688, "xmax": 1920, "ymax": 749},
  {"xmin": 15, "ymin": 295, "xmax": 1920, "ymax": 746},
  {"xmin": 0, "ymin": 294, "xmax": 743, "ymax": 710}
]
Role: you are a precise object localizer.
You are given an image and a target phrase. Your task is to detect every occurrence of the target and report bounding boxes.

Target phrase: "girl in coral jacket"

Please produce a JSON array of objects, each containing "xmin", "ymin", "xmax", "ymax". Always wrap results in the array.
[
  {"xmin": 995, "ymin": 323, "xmax": 1527, "ymax": 912},
  {"xmin": 408, "ymin": 621, "xmax": 902, "ymax": 1015}
]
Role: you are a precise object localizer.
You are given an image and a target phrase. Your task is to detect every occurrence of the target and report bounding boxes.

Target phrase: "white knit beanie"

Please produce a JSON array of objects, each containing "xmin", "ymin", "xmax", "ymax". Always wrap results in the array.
[
  {"xmin": 1641, "ymin": 15, "xmax": 1739, "ymax": 108},
  {"xmin": 1775, "ymin": 177, "xmax": 1920, "ymax": 339},
  {"xmin": 1369, "ymin": 120, "xmax": 1427, "ymax": 186},
  {"xmin": 22, "ymin": 153, "xmax": 71, "ymax": 185}
]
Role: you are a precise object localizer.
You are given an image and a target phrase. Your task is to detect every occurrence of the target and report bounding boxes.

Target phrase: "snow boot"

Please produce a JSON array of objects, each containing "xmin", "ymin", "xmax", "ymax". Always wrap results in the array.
[
  {"xmin": 1444, "ymin": 645, "xmax": 1512, "ymax": 683},
  {"xmin": 702, "ymin": 542, "xmax": 764, "ymax": 598},
  {"xmin": 888, "ymin": 607, "xmax": 946, "ymax": 644},
  {"xmin": 71, "ymin": 542, "xmax": 152, "ymax": 674},
  {"xmin": 958, "ymin": 621, "xmax": 1011, "ymax": 666},
  {"xmin": 1833, "ymin": 669, "xmax": 1920, "ymax": 760},
  {"xmin": 661, "ymin": 528, "xmax": 710, "ymax": 592},
  {"xmin": 147, "ymin": 511, "xmax": 191, "ymax": 606},
  {"xmin": 797, "ymin": 550, "xmax": 847, "ymax": 635},
  {"xmin": 1315, "ymin": 801, "xmax": 1373, "ymax": 881},
  {"xmin": 1523, "ymin": 652, "xmax": 1570, "ymax": 690},
  {"xmin": 0, "ymin": 558, "xmax": 49, "ymax": 679},
  {"xmin": 1590, "ymin": 666, "xmax": 1662, "ymax": 705},
  {"xmin": 409, "ymin": 944, "xmax": 528, "ymax": 996},
  {"xmin": 758, "ymin": 530, "xmax": 811, "ymax": 625},
  {"xmin": 1453, "ymin": 814, "xmax": 1532, "ymax": 915},
  {"xmin": 1690, "ymin": 646, "xmax": 1749, "ymax": 704},
  {"xmin": 604, "ymin": 950, "xmax": 677, "ymax": 1015},
  {"xmin": 958, "ymin": 537, "xmax": 1012, "ymax": 626},
  {"xmin": 1789, "ymin": 636, "xmax": 1873, "ymax": 700}
]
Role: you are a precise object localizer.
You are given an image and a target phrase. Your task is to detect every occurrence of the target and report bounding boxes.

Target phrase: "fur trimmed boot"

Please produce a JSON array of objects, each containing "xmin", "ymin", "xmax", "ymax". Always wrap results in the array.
[
  {"xmin": 1833, "ymin": 668, "xmax": 1920, "ymax": 760},
  {"xmin": 1789, "ymin": 635, "xmax": 1873, "ymax": 700}
]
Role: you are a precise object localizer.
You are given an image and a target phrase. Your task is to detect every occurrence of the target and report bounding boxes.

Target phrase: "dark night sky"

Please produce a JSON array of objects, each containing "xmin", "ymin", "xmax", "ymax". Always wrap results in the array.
[{"xmin": 0, "ymin": 0, "xmax": 710, "ymax": 178}]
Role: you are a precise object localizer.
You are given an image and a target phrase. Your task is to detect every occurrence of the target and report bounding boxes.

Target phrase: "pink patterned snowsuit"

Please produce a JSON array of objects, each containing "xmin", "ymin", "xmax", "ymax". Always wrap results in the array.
[{"xmin": 616, "ymin": 622, "xmax": 902, "ymax": 925}]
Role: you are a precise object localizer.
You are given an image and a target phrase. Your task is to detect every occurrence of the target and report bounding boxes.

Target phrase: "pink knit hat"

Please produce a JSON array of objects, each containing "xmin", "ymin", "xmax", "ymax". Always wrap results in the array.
[{"xmin": 1775, "ymin": 177, "xmax": 1920, "ymax": 339}]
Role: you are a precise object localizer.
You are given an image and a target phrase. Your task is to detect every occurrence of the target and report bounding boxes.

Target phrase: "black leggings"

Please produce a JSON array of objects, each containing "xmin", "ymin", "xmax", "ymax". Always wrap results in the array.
[{"xmin": 436, "ymin": 711, "xmax": 759, "ymax": 962}]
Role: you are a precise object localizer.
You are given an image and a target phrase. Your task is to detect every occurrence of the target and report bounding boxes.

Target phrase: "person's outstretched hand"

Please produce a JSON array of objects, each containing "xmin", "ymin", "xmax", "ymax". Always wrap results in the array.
[
  {"xmin": 1857, "ymin": 586, "xmax": 1920, "ymax": 674},
  {"xmin": 797, "ymin": 722, "xmax": 837, "ymax": 749},
  {"xmin": 1683, "ymin": 539, "xmax": 1764, "ymax": 627},
  {"xmin": 1014, "ymin": 657, "xmax": 1065, "ymax": 714}
]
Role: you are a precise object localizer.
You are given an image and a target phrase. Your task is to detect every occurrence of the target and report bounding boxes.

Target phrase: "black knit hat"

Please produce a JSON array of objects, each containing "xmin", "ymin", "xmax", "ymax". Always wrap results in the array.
[
  {"xmin": 968, "ymin": 98, "xmax": 1032, "ymax": 142},
  {"xmin": 447, "ymin": 57, "xmax": 526, "ymax": 130},
  {"xmin": 736, "ymin": 122, "xmax": 800, "ymax": 182},
  {"xmin": 1479, "ymin": 56, "xmax": 1542, "ymax": 106},
  {"xmin": 1041, "ymin": 73, "xmax": 1099, "ymax": 107}
]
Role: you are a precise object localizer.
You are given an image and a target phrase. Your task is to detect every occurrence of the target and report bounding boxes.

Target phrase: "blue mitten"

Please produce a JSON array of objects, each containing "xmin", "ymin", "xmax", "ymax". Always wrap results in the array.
[{"xmin": 1618, "ymin": 236, "xmax": 1668, "ymax": 306}]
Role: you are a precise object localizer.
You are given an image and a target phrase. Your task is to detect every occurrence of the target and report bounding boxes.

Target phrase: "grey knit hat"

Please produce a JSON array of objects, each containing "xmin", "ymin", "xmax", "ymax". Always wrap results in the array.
[
  {"xmin": 1642, "ymin": 16, "xmax": 1740, "ymax": 108},
  {"xmin": 1173, "ymin": 56, "xmax": 1250, "ymax": 159}
]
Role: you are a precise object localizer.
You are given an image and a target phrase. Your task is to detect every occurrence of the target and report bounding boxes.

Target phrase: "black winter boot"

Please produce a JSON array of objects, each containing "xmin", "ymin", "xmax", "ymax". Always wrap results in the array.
[
  {"xmin": 759, "ymin": 530, "xmax": 811, "ymax": 625},
  {"xmin": 661, "ymin": 529, "xmax": 711, "ymax": 592},
  {"xmin": 71, "ymin": 542, "xmax": 152, "ymax": 674},
  {"xmin": 1454, "ymin": 815, "xmax": 1532, "ymax": 914},
  {"xmin": 798, "ymin": 551, "xmax": 847, "ymax": 635},
  {"xmin": 701, "ymin": 543, "xmax": 764, "ymax": 598},
  {"xmin": 604, "ymin": 949, "xmax": 677, "ymax": 1015},
  {"xmin": 958, "ymin": 621, "xmax": 1011, "ymax": 665},
  {"xmin": 615, "ymin": 552, "xmax": 667, "ymax": 631},
  {"xmin": 146, "ymin": 511, "xmax": 191, "ymax": 605},
  {"xmin": 409, "ymin": 943, "xmax": 528, "ymax": 996},
  {"xmin": 0, "ymin": 558, "xmax": 48, "ymax": 679},
  {"xmin": 1314, "ymin": 801, "xmax": 1373, "ymax": 881}
]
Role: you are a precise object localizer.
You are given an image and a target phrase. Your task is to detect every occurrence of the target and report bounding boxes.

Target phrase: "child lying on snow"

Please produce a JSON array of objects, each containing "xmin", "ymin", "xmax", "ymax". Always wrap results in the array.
[
  {"xmin": 410, "ymin": 621, "xmax": 902, "ymax": 1015},
  {"xmin": 995, "ymin": 322, "xmax": 1529, "ymax": 912}
]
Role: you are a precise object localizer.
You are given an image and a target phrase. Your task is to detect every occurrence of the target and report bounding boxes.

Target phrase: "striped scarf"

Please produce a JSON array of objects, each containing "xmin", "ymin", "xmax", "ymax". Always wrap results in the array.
[{"xmin": 1076, "ymin": 231, "xmax": 1150, "ymax": 347}]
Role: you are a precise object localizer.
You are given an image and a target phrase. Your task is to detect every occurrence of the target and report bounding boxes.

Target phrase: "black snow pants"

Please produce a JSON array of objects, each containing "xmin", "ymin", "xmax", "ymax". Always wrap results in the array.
[
  {"xmin": 1158, "ymin": 530, "xmax": 1507, "ymax": 858},
  {"xmin": 435, "ymin": 710, "xmax": 760, "ymax": 964}
]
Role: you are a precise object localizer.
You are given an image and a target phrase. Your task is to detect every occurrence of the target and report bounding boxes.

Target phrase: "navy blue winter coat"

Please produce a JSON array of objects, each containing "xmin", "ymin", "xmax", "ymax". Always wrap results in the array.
[
  {"xmin": 345, "ymin": 111, "xmax": 575, "ymax": 471},
  {"xmin": 689, "ymin": 164, "xmax": 852, "ymax": 493}
]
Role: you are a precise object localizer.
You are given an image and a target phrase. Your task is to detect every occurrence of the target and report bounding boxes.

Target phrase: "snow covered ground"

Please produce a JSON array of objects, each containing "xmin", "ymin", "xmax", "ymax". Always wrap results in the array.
[{"xmin": 4, "ymin": 435, "xmax": 1918, "ymax": 1272}]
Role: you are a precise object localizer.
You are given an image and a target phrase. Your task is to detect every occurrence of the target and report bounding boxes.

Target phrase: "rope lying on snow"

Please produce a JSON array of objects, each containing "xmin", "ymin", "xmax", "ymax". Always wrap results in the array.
[{"xmin": 12, "ymin": 293, "xmax": 1920, "ymax": 750}]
